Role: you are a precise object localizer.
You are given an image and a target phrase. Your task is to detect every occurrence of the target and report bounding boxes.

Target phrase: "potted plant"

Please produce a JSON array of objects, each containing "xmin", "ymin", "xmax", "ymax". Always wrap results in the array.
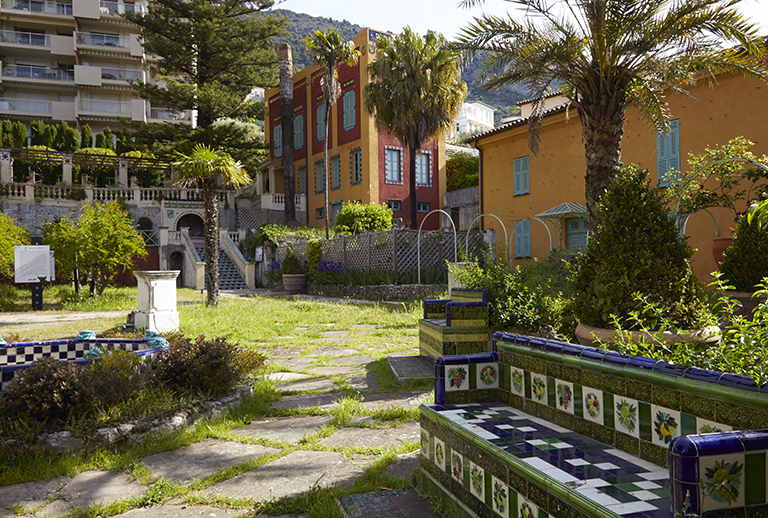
[
  {"xmin": 569, "ymin": 165, "xmax": 712, "ymax": 346},
  {"xmin": 281, "ymin": 248, "xmax": 305, "ymax": 295},
  {"xmin": 718, "ymin": 213, "xmax": 768, "ymax": 317}
]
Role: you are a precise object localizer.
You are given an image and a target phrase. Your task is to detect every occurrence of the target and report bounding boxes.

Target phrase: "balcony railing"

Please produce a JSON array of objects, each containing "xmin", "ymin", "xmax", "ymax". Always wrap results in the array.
[
  {"xmin": 13, "ymin": 1, "xmax": 72, "ymax": 14},
  {"xmin": 101, "ymin": 67, "xmax": 142, "ymax": 81},
  {"xmin": 149, "ymin": 107, "xmax": 189, "ymax": 121},
  {"xmin": 79, "ymin": 99, "xmax": 130, "ymax": 114},
  {"xmin": 99, "ymin": 0, "xmax": 138, "ymax": 14},
  {"xmin": 75, "ymin": 32, "xmax": 129, "ymax": 48},
  {"xmin": 3, "ymin": 64, "xmax": 74, "ymax": 81},
  {"xmin": 0, "ymin": 30, "xmax": 49, "ymax": 47},
  {"xmin": 0, "ymin": 97, "xmax": 51, "ymax": 113}
]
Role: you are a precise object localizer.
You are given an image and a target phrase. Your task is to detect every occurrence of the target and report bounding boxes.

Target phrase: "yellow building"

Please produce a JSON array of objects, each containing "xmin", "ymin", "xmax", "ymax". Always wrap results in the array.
[
  {"xmin": 470, "ymin": 71, "xmax": 768, "ymax": 282},
  {"xmin": 0, "ymin": 0, "xmax": 192, "ymax": 138},
  {"xmin": 262, "ymin": 28, "xmax": 446, "ymax": 229}
]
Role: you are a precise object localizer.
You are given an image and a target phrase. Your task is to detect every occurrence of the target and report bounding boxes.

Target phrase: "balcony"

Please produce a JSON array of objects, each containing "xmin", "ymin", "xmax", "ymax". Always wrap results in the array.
[
  {"xmin": 0, "ymin": 30, "xmax": 50, "ymax": 48},
  {"xmin": 75, "ymin": 31, "xmax": 129, "ymax": 49},
  {"xmin": 79, "ymin": 98, "xmax": 130, "ymax": 115},
  {"xmin": 100, "ymin": 66, "xmax": 142, "ymax": 81},
  {"xmin": 149, "ymin": 107, "xmax": 191, "ymax": 121},
  {"xmin": 0, "ymin": 96, "xmax": 52, "ymax": 114},
  {"xmin": 99, "ymin": 0, "xmax": 139, "ymax": 15},
  {"xmin": 12, "ymin": 0, "xmax": 73, "ymax": 15},
  {"xmin": 2, "ymin": 64, "xmax": 74, "ymax": 82}
]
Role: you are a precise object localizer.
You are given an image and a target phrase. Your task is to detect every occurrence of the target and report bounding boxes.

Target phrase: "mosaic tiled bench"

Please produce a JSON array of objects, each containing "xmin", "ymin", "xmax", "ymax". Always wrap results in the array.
[
  {"xmin": 1, "ymin": 336, "xmax": 168, "ymax": 391},
  {"xmin": 419, "ymin": 288, "xmax": 490, "ymax": 360},
  {"xmin": 418, "ymin": 332, "xmax": 768, "ymax": 518}
]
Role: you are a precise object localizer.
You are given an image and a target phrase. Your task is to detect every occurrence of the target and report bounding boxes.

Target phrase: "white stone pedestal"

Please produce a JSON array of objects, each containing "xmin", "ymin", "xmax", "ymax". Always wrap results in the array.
[
  {"xmin": 134, "ymin": 271, "xmax": 180, "ymax": 333},
  {"xmin": 447, "ymin": 262, "xmax": 470, "ymax": 294}
]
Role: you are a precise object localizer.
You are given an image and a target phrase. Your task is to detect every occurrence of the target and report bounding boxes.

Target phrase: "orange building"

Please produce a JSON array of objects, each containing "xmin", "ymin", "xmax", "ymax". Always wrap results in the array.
[
  {"xmin": 261, "ymin": 28, "xmax": 447, "ymax": 230},
  {"xmin": 469, "ymin": 71, "xmax": 768, "ymax": 282}
]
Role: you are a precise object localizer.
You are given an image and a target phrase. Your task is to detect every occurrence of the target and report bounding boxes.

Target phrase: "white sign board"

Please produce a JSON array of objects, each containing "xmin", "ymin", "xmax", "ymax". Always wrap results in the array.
[
  {"xmin": 14, "ymin": 245, "xmax": 52, "ymax": 283},
  {"xmin": 254, "ymin": 246, "xmax": 263, "ymax": 262}
]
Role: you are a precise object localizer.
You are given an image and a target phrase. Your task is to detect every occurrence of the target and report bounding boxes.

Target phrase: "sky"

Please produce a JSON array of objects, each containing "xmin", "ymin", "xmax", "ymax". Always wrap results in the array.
[{"xmin": 277, "ymin": 0, "xmax": 768, "ymax": 41}]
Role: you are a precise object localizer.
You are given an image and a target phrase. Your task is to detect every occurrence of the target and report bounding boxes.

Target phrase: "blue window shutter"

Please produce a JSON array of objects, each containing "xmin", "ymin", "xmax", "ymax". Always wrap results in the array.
[
  {"xmin": 523, "ymin": 219, "xmax": 531, "ymax": 257},
  {"xmin": 513, "ymin": 158, "xmax": 522, "ymax": 195},
  {"xmin": 515, "ymin": 220, "xmax": 523, "ymax": 257},
  {"xmin": 294, "ymin": 115, "xmax": 304, "ymax": 149},
  {"xmin": 273, "ymin": 125, "xmax": 282, "ymax": 157},
  {"xmin": 521, "ymin": 156, "xmax": 530, "ymax": 194},
  {"xmin": 668, "ymin": 119, "xmax": 680, "ymax": 183},
  {"xmin": 657, "ymin": 119, "xmax": 679, "ymax": 187},
  {"xmin": 343, "ymin": 91, "xmax": 355, "ymax": 130},
  {"xmin": 317, "ymin": 104, "xmax": 326, "ymax": 141}
]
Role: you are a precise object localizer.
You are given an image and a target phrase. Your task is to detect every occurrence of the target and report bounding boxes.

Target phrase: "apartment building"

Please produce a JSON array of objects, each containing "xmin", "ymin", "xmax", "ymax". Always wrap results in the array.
[
  {"xmin": 447, "ymin": 101, "xmax": 494, "ymax": 141},
  {"xmin": 0, "ymin": 0, "xmax": 192, "ymax": 140},
  {"xmin": 262, "ymin": 28, "xmax": 446, "ymax": 231}
]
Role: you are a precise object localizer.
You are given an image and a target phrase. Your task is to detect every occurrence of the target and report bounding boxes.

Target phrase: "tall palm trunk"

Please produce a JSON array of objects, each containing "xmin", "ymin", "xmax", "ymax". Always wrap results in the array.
[
  {"xmin": 202, "ymin": 176, "xmax": 220, "ymax": 306},
  {"xmin": 322, "ymin": 65, "xmax": 332, "ymax": 239},
  {"xmin": 407, "ymin": 141, "xmax": 418, "ymax": 229},
  {"xmin": 279, "ymin": 43, "xmax": 297, "ymax": 226}
]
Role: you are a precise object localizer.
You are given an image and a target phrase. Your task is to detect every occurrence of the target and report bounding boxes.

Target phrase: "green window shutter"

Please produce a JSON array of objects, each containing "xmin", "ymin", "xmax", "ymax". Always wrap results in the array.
[
  {"xmin": 668, "ymin": 119, "xmax": 680, "ymax": 184},
  {"xmin": 522, "ymin": 219, "xmax": 531, "ymax": 257},
  {"xmin": 273, "ymin": 125, "xmax": 282, "ymax": 157},
  {"xmin": 294, "ymin": 115, "xmax": 304, "ymax": 149},
  {"xmin": 343, "ymin": 92, "xmax": 355, "ymax": 130},
  {"xmin": 657, "ymin": 119, "xmax": 679, "ymax": 187},
  {"xmin": 514, "ymin": 156, "xmax": 530, "ymax": 195},
  {"xmin": 317, "ymin": 104, "xmax": 326, "ymax": 141}
]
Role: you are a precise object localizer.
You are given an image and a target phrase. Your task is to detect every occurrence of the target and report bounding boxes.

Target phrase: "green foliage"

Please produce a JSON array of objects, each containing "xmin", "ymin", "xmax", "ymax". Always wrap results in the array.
[
  {"xmin": 719, "ymin": 215, "xmax": 768, "ymax": 292},
  {"xmin": 80, "ymin": 125, "xmax": 92, "ymax": 148},
  {"xmin": 53, "ymin": 121, "xmax": 80, "ymax": 152},
  {"xmin": 569, "ymin": 165, "xmax": 706, "ymax": 329},
  {"xmin": 305, "ymin": 239, "xmax": 322, "ymax": 281},
  {"xmin": 1, "ymin": 120, "xmax": 12, "ymax": 147},
  {"xmin": 95, "ymin": 128, "xmax": 114, "ymax": 150},
  {"xmin": 334, "ymin": 202, "xmax": 392, "ymax": 234},
  {"xmin": 77, "ymin": 147, "xmax": 117, "ymax": 187},
  {"xmin": 0, "ymin": 213, "xmax": 30, "ymax": 279},
  {"xmin": 152, "ymin": 336, "xmax": 265, "ymax": 397},
  {"xmin": 42, "ymin": 202, "xmax": 147, "ymax": 295},
  {"xmin": 30, "ymin": 120, "xmax": 57, "ymax": 148},
  {"xmin": 84, "ymin": 349, "xmax": 148, "ymax": 406},
  {"xmin": 12, "ymin": 121, "xmax": 27, "ymax": 148},
  {"xmin": 16, "ymin": 146, "xmax": 61, "ymax": 184},
  {"xmin": 445, "ymin": 152, "xmax": 479, "ymax": 191},
  {"xmin": 281, "ymin": 248, "xmax": 304, "ymax": 274},
  {"xmin": 250, "ymin": 223, "xmax": 331, "ymax": 252}
]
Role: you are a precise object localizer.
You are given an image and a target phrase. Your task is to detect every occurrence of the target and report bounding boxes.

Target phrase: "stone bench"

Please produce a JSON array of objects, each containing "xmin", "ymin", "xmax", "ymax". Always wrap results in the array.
[
  {"xmin": 419, "ymin": 288, "xmax": 490, "ymax": 360},
  {"xmin": 418, "ymin": 331, "xmax": 768, "ymax": 518},
  {"xmin": 0, "ymin": 335, "xmax": 168, "ymax": 391}
]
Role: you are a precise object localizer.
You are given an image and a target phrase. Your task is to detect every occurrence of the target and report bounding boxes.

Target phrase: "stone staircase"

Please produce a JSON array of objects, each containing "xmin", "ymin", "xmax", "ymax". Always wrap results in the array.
[{"xmin": 196, "ymin": 245, "xmax": 248, "ymax": 291}]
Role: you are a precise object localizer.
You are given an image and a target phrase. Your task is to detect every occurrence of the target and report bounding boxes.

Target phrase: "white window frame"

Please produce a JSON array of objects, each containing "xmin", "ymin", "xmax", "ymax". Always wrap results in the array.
[
  {"xmin": 385, "ymin": 147, "xmax": 402, "ymax": 184},
  {"xmin": 416, "ymin": 151, "xmax": 431, "ymax": 187},
  {"xmin": 342, "ymin": 91, "xmax": 355, "ymax": 131}
]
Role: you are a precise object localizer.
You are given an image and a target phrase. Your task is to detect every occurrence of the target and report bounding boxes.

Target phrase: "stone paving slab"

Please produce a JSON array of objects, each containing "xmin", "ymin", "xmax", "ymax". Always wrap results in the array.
[
  {"xmin": 319, "ymin": 421, "xmax": 420, "ymax": 449},
  {"xmin": 277, "ymin": 377, "xmax": 339, "ymax": 392},
  {"xmin": 261, "ymin": 348, "xmax": 304, "ymax": 357},
  {"xmin": 63, "ymin": 470, "xmax": 147, "ymax": 509},
  {"xmin": 360, "ymin": 391, "xmax": 432, "ymax": 409},
  {"xmin": 351, "ymin": 324, "xmax": 378, "ymax": 329},
  {"xmin": 344, "ymin": 373, "xmax": 380, "ymax": 391},
  {"xmin": 387, "ymin": 355, "xmax": 432, "ymax": 381},
  {"xmin": 0, "ymin": 476, "xmax": 68, "ymax": 511},
  {"xmin": 268, "ymin": 358, "xmax": 316, "ymax": 370},
  {"xmin": 321, "ymin": 336, "xmax": 356, "ymax": 344},
  {"xmin": 308, "ymin": 347, "xmax": 360, "ymax": 357},
  {"xmin": 232, "ymin": 415, "xmax": 333, "ymax": 443},
  {"xmin": 264, "ymin": 372, "xmax": 312, "ymax": 382},
  {"xmin": 318, "ymin": 330, "xmax": 349, "ymax": 337},
  {"xmin": 142, "ymin": 440, "xmax": 277, "ymax": 485},
  {"xmin": 112, "ymin": 504, "xmax": 244, "ymax": 517},
  {"xmin": 309, "ymin": 365, "xmax": 366, "ymax": 377},
  {"xmin": 384, "ymin": 451, "xmax": 421, "ymax": 479},
  {"xmin": 330, "ymin": 354, "xmax": 374, "ymax": 365},
  {"xmin": 202, "ymin": 450, "xmax": 365, "ymax": 502},
  {"xmin": 271, "ymin": 392, "xmax": 346, "ymax": 410}
]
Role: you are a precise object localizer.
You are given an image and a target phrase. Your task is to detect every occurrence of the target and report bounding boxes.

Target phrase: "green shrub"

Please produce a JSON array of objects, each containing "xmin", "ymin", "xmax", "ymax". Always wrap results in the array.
[
  {"xmin": 281, "ymin": 248, "xmax": 304, "ymax": 274},
  {"xmin": 719, "ymin": 215, "xmax": 768, "ymax": 292},
  {"xmin": 334, "ymin": 202, "xmax": 392, "ymax": 234},
  {"xmin": 0, "ymin": 357, "xmax": 94, "ymax": 424},
  {"xmin": 569, "ymin": 165, "xmax": 706, "ymax": 329},
  {"xmin": 85, "ymin": 349, "xmax": 148, "ymax": 406},
  {"xmin": 306, "ymin": 238, "xmax": 322, "ymax": 281},
  {"xmin": 446, "ymin": 151, "xmax": 479, "ymax": 192},
  {"xmin": 152, "ymin": 336, "xmax": 265, "ymax": 397}
]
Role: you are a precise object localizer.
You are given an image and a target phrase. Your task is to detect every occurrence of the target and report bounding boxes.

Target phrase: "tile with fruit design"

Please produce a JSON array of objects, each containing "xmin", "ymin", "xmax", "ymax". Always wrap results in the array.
[
  {"xmin": 445, "ymin": 364, "xmax": 469, "ymax": 392},
  {"xmin": 477, "ymin": 362, "xmax": 500, "ymax": 389},
  {"xmin": 555, "ymin": 378, "xmax": 574, "ymax": 415}
]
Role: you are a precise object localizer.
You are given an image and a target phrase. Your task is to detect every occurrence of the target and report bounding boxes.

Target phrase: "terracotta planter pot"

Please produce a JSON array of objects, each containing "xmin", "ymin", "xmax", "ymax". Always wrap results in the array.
[
  {"xmin": 574, "ymin": 322, "xmax": 719, "ymax": 348},
  {"xmin": 282, "ymin": 274, "xmax": 305, "ymax": 295},
  {"xmin": 712, "ymin": 236, "xmax": 734, "ymax": 264},
  {"xmin": 725, "ymin": 290, "xmax": 766, "ymax": 320}
]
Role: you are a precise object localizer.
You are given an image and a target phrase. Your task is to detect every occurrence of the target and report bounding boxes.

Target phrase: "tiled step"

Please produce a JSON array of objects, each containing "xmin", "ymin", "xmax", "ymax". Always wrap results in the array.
[{"xmin": 195, "ymin": 246, "xmax": 247, "ymax": 290}]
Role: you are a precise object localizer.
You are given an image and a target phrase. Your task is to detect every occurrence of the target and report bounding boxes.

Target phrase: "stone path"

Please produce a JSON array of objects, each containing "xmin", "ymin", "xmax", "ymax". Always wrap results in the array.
[{"xmin": 0, "ymin": 311, "xmax": 441, "ymax": 518}]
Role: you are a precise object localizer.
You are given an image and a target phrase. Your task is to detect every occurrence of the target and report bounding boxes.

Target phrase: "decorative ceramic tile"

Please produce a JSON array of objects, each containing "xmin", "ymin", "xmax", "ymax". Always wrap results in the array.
[
  {"xmin": 555, "ymin": 379, "xmax": 575, "ymax": 415},
  {"xmin": 511, "ymin": 367, "xmax": 525, "ymax": 396},
  {"xmin": 469, "ymin": 460, "xmax": 485, "ymax": 501},
  {"xmin": 491, "ymin": 475, "xmax": 510, "ymax": 518},
  {"xmin": 451, "ymin": 449, "xmax": 464, "ymax": 484},
  {"xmin": 421, "ymin": 429, "xmax": 430, "ymax": 457},
  {"xmin": 582, "ymin": 387, "xmax": 604, "ymax": 426},
  {"xmin": 446, "ymin": 364, "xmax": 470, "ymax": 392},
  {"xmin": 530, "ymin": 373, "xmax": 547, "ymax": 404},
  {"xmin": 517, "ymin": 496, "xmax": 538, "ymax": 518},
  {"xmin": 434, "ymin": 437, "xmax": 446, "ymax": 472},
  {"xmin": 615, "ymin": 396, "xmax": 640, "ymax": 438},
  {"xmin": 696, "ymin": 418, "xmax": 731, "ymax": 434},
  {"xmin": 651, "ymin": 405, "xmax": 680, "ymax": 448},
  {"xmin": 478, "ymin": 362, "xmax": 500, "ymax": 389},
  {"xmin": 700, "ymin": 453, "xmax": 746, "ymax": 511}
]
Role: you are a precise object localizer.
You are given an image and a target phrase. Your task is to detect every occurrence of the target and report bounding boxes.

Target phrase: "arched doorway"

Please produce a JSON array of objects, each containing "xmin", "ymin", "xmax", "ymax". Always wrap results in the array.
[
  {"xmin": 169, "ymin": 251, "xmax": 184, "ymax": 288},
  {"xmin": 176, "ymin": 213, "xmax": 205, "ymax": 237}
]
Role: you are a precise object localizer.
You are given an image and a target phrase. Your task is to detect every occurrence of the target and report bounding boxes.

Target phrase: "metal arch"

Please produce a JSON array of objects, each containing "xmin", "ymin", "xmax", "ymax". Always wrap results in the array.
[
  {"xmin": 465, "ymin": 213, "xmax": 508, "ymax": 262},
  {"xmin": 682, "ymin": 208, "xmax": 720, "ymax": 237},
  {"xmin": 417, "ymin": 209, "xmax": 456, "ymax": 285},
  {"xmin": 507, "ymin": 217, "xmax": 553, "ymax": 259}
]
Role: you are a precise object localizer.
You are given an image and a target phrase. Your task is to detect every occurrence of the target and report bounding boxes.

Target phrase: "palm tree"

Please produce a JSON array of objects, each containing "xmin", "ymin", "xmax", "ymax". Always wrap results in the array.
[
  {"xmin": 174, "ymin": 144, "xmax": 250, "ymax": 306},
  {"xmin": 304, "ymin": 29, "xmax": 361, "ymax": 238},
  {"xmin": 456, "ymin": 0, "xmax": 768, "ymax": 231},
  {"xmin": 364, "ymin": 28, "xmax": 466, "ymax": 229}
]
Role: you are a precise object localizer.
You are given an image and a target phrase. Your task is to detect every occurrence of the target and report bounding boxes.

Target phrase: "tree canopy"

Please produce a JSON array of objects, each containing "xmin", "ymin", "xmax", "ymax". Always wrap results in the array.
[
  {"xmin": 455, "ymin": 0, "xmax": 768, "ymax": 230},
  {"xmin": 0, "ymin": 214, "xmax": 30, "ymax": 279}
]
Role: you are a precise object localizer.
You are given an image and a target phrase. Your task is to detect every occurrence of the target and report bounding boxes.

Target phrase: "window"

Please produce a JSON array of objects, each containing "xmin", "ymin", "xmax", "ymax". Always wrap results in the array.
[
  {"xmin": 350, "ymin": 148, "xmax": 362, "ymax": 185},
  {"xmin": 342, "ymin": 91, "xmax": 355, "ymax": 130},
  {"xmin": 387, "ymin": 199, "xmax": 402, "ymax": 212},
  {"xmin": 513, "ymin": 156, "xmax": 530, "ymax": 195},
  {"xmin": 294, "ymin": 114, "xmax": 304, "ymax": 149},
  {"xmin": 385, "ymin": 147, "xmax": 401, "ymax": 184},
  {"xmin": 331, "ymin": 201, "xmax": 343, "ymax": 225},
  {"xmin": 297, "ymin": 166, "xmax": 307, "ymax": 195},
  {"xmin": 567, "ymin": 217, "xmax": 588, "ymax": 251},
  {"xmin": 316, "ymin": 103, "xmax": 326, "ymax": 141},
  {"xmin": 316, "ymin": 207, "xmax": 324, "ymax": 219},
  {"xmin": 657, "ymin": 119, "xmax": 680, "ymax": 187},
  {"xmin": 315, "ymin": 161, "xmax": 325, "ymax": 194},
  {"xmin": 515, "ymin": 219, "xmax": 531, "ymax": 258},
  {"xmin": 417, "ymin": 201, "xmax": 430, "ymax": 213},
  {"xmin": 331, "ymin": 155, "xmax": 341, "ymax": 190},
  {"xmin": 416, "ymin": 151, "xmax": 431, "ymax": 186},
  {"xmin": 273, "ymin": 125, "xmax": 282, "ymax": 157}
]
